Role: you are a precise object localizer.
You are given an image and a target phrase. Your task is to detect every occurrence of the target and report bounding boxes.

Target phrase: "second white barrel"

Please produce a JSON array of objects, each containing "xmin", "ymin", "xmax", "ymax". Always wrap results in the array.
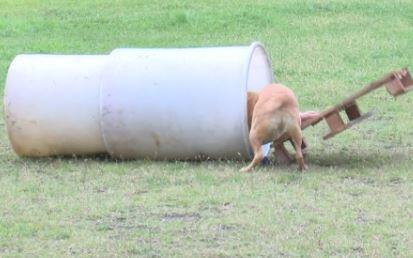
[{"xmin": 100, "ymin": 42, "xmax": 273, "ymax": 159}]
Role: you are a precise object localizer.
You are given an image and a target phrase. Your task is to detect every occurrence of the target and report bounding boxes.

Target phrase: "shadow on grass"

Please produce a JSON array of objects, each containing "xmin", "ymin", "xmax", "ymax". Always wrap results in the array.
[
  {"xmin": 12, "ymin": 153, "xmax": 113, "ymax": 164},
  {"xmin": 13, "ymin": 153, "xmax": 245, "ymax": 165},
  {"xmin": 306, "ymin": 148, "xmax": 411, "ymax": 169},
  {"xmin": 8, "ymin": 147, "xmax": 411, "ymax": 171}
]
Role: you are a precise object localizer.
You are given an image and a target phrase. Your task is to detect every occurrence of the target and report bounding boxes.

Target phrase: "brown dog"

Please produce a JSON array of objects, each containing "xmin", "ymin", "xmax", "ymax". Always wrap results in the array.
[{"xmin": 242, "ymin": 84, "xmax": 309, "ymax": 172}]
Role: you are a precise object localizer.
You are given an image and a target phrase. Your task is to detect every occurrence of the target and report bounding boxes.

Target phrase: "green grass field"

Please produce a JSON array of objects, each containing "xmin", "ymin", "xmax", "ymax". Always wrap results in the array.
[{"xmin": 1, "ymin": 0, "xmax": 413, "ymax": 256}]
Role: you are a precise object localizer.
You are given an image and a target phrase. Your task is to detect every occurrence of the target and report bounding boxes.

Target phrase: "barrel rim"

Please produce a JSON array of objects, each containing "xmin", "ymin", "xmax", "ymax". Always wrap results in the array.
[{"xmin": 241, "ymin": 41, "xmax": 274, "ymax": 159}]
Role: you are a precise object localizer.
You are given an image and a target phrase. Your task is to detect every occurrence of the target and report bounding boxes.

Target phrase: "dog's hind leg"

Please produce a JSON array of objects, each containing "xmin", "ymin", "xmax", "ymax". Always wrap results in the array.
[
  {"xmin": 240, "ymin": 133, "xmax": 263, "ymax": 172},
  {"xmin": 290, "ymin": 124, "xmax": 308, "ymax": 171},
  {"xmin": 272, "ymin": 141, "xmax": 292, "ymax": 165}
]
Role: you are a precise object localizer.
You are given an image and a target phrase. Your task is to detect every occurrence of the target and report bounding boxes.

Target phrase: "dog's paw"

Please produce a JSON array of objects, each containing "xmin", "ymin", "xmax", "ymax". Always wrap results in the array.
[
  {"xmin": 240, "ymin": 167, "xmax": 252, "ymax": 173},
  {"xmin": 298, "ymin": 164, "xmax": 308, "ymax": 172}
]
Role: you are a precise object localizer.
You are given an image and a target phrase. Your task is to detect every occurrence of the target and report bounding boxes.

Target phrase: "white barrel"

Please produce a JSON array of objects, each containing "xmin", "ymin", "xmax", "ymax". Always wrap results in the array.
[
  {"xmin": 4, "ymin": 42, "xmax": 273, "ymax": 159},
  {"xmin": 4, "ymin": 55, "xmax": 108, "ymax": 156},
  {"xmin": 101, "ymin": 43, "xmax": 273, "ymax": 159}
]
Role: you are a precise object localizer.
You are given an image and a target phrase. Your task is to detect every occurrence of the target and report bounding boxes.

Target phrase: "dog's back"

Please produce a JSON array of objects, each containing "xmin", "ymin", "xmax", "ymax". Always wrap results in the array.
[
  {"xmin": 251, "ymin": 84, "xmax": 300, "ymax": 143},
  {"xmin": 242, "ymin": 83, "xmax": 306, "ymax": 172}
]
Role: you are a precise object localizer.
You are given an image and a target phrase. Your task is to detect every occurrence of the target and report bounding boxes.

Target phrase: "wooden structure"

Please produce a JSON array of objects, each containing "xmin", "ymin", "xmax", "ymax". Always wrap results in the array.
[{"xmin": 275, "ymin": 68, "xmax": 413, "ymax": 164}]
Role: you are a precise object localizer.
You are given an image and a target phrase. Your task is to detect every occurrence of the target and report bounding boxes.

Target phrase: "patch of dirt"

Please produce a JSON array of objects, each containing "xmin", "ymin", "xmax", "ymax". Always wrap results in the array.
[
  {"xmin": 93, "ymin": 206, "xmax": 160, "ymax": 240},
  {"xmin": 217, "ymin": 224, "xmax": 237, "ymax": 232},
  {"xmin": 161, "ymin": 212, "xmax": 201, "ymax": 222},
  {"xmin": 389, "ymin": 176, "xmax": 403, "ymax": 185}
]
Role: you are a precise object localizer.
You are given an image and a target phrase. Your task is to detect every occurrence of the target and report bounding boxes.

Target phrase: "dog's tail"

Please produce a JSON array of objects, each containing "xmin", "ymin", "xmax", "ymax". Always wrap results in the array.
[{"xmin": 299, "ymin": 111, "xmax": 320, "ymax": 127}]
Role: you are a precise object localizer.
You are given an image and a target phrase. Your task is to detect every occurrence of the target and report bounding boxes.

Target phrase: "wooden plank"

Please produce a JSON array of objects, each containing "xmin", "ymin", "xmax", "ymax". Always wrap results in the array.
[
  {"xmin": 323, "ymin": 109, "xmax": 375, "ymax": 140},
  {"xmin": 345, "ymin": 102, "xmax": 361, "ymax": 121}
]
